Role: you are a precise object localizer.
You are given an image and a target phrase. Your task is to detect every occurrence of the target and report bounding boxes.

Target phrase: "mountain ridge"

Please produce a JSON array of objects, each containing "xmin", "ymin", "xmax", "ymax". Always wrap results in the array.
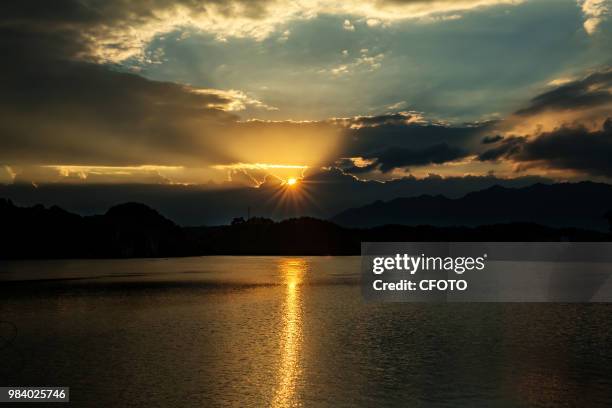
[
  {"xmin": 2, "ymin": 182, "xmax": 612, "ymax": 259},
  {"xmin": 331, "ymin": 181, "xmax": 612, "ymax": 230}
]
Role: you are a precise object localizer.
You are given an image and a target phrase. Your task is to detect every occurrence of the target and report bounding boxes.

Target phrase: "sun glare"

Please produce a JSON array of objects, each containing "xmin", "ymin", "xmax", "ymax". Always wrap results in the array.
[{"xmin": 286, "ymin": 178, "xmax": 298, "ymax": 186}]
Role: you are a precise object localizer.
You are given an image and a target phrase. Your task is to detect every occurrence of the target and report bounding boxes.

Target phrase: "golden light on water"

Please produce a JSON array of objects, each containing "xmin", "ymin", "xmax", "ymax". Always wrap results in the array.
[{"xmin": 272, "ymin": 258, "xmax": 306, "ymax": 407}]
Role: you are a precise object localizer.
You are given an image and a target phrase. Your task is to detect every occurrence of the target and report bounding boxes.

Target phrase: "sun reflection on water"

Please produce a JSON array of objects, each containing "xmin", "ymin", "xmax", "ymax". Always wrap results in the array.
[{"xmin": 272, "ymin": 258, "xmax": 306, "ymax": 407}]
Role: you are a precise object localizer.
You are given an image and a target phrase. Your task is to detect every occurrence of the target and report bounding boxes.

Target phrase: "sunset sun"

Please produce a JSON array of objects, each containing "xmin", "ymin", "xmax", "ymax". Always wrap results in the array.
[{"xmin": 286, "ymin": 178, "xmax": 298, "ymax": 187}]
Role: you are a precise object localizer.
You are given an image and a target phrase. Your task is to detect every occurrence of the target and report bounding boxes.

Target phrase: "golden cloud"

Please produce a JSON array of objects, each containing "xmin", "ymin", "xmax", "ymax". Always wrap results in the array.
[{"xmin": 72, "ymin": 0, "xmax": 527, "ymax": 63}]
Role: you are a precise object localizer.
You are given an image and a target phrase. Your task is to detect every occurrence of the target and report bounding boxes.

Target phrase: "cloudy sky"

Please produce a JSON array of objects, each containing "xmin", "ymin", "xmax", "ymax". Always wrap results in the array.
[{"xmin": 1, "ymin": 0, "xmax": 611, "ymax": 222}]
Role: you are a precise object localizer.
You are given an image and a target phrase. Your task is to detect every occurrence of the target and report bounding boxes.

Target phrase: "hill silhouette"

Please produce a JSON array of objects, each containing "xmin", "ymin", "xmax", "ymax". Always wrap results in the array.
[
  {"xmin": 0, "ymin": 199, "xmax": 197, "ymax": 259},
  {"xmin": 331, "ymin": 182, "xmax": 612, "ymax": 230},
  {"xmin": 0, "ymin": 196, "xmax": 610, "ymax": 259}
]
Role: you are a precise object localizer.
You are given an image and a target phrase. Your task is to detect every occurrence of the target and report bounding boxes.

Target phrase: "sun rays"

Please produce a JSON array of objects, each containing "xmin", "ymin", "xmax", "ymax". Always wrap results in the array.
[{"xmin": 261, "ymin": 176, "xmax": 324, "ymax": 219}]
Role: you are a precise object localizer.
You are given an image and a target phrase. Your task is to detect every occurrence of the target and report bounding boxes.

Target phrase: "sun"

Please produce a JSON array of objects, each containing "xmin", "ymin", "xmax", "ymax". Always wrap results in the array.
[{"xmin": 286, "ymin": 177, "xmax": 298, "ymax": 186}]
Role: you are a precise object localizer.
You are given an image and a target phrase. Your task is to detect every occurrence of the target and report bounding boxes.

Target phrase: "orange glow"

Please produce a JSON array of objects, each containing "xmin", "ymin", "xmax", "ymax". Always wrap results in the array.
[{"xmin": 286, "ymin": 177, "xmax": 298, "ymax": 186}]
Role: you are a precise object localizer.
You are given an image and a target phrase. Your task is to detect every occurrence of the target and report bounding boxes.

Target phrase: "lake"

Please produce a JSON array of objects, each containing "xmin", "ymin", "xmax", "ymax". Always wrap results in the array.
[{"xmin": 2, "ymin": 256, "xmax": 612, "ymax": 407}]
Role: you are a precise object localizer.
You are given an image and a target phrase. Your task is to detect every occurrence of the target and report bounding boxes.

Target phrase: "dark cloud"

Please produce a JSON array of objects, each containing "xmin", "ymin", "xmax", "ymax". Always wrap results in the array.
[
  {"xmin": 516, "ymin": 69, "xmax": 612, "ymax": 116},
  {"xmin": 335, "ymin": 159, "xmax": 379, "ymax": 174},
  {"xmin": 330, "ymin": 112, "xmax": 424, "ymax": 128},
  {"xmin": 514, "ymin": 119, "xmax": 612, "ymax": 177},
  {"xmin": 479, "ymin": 119, "xmax": 612, "ymax": 177},
  {"xmin": 0, "ymin": 58, "xmax": 237, "ymax": 166},
  {"xmin": 369, "ymin": 143, "xmax": 469, "ymax": 172},
  {"xmin": 345, "ymin": 120, "xmax": 489, "ymax": 154},
  {"xmin": 0, "ymin": 3, "xmax": 243, "ymax": 167},
  {"xmin": 0, "ymin": 1, "xmax": 271, "ymax": 38},
  {"xmin": 481, "ymin": 135, "xmax": 503, "ymax": 144},
  {"xmin": 331, "ymin": 117, "xmax": 489, "ymax": 173},
  {"xmin": 474, "ymin": 68, "xmax": 612, "ymax": 178},
  {"xmin": 478, "ymin": 137, "xmax": 525, "ymax": 161},
  {"xmin": 0, "ymin": 1, "xmax": 341, "ymax": 170}
]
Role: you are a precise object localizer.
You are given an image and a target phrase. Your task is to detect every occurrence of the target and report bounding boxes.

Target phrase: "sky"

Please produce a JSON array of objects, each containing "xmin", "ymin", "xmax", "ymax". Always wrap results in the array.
[{"xmin": 1, "ymin": 0, "xmax": 612, "ymax": 222}]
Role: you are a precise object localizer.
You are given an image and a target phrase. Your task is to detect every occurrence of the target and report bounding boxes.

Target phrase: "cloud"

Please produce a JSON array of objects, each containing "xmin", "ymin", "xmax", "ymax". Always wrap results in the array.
[
  {"xmin": 473, "ymin": 69, "xmax": 612, "ymax": 177},
  {"xmin": 343, "ymin": 19, "xmax": 355, "ymax": 31},
  {"xmin": 329, "ymin": 111, "xmax": 427, "ymax": 128},
  {"xmin": 519, "ymin": 120, "xmax": 612, "ymax": 177},
  {"xmin": 478, "ymin": 119, "xmax": 612, "ymax": 177},
  {"xmin": 10, "ymin": 165, "xmax": 176, "ymax": 185},
  {"xmin": 325, "ymin": 48, "xmax": 385, "ymax": 76},
  {"xmin": 335, "ymin": 158, "xmax": 380, "ymax": 174},
  {"xmin": 0, "ymin": 56, "xmax": 239, "ymax": 167},
  {"xmin": 478, "ymin": 137, "xmax": 525, "ymax": 161},
  {"xmin": 199, "ymin": 89, "xmax": 278, "ymax": 111},
  {"xmin": 481, "ymin": 135, "xmax": 504, "ymax": 144},
  {"xmin": 0, "ymin": 5, "xmax": 343, "ymax": 180},
  {"xmin": 321, "ymin": 112, "xmax": 490, "ymax": 175},
  {"xmin": 278, "ymin": 29, "xmax": 291, "ymax": 42},
  {"xmin": 0, "ymin": 166, "xmax": 16, "ymax": 184},
  {"xmin": 2, "ymin": 2, "xmax": 611, "ymax": 187},
  {"xmin": 338, "ymin": 115, "xmax": 488, "ymax": 160},
  {"xmin": 516, "ymin": 69, "xmax": 612, "ymax": 116},
  {"xmin": 386, "ymin": 101, "xmax": 409, "ymax": 111},
  {"xmin": 292, "ymin": 68, "xmax": 603, "ymax": 179},
  {"xmin": 578, "ymin": 0, "xmax": 610, "ymax": 34},
  {"xmin": 547, "ymin": 77, "xmax": 576, "ymax": 87},
  {"xmin": 331, "ymin": 67, "xmax": 612, "ymax": 178},
  {"xmin": 501, "ymin": 68, "xmax": 612, "ymax": 136},
  {"xmin": 0, "ymin": 0, "xmax": 527, "ymax": 64},
  {"xmin": 0, "ymin": 11, "xmax": 252, "ymax": 163},
  {"xmin": 364, "ymin": 144, "xmax": 469, "ymax": 173}
]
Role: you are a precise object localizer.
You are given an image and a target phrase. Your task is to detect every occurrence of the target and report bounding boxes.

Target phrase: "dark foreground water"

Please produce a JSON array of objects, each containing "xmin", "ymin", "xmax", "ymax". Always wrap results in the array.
[{"xmin": 1, "ymin": 257, "xmax": 612, "ymax": 407}]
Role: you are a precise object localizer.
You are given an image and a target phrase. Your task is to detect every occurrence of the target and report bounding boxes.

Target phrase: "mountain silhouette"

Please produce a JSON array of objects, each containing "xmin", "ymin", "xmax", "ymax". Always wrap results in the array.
[
  {"xmin": 1, "ymin": 192, "xmax": 610, "ymax": 259},
  {"xmin": 331, "ymin": 182, "xmax": 612, "ymax": 230},
  {"xmin": 0, "ymin": 199, "xmax": 196, "ymax": 259}
]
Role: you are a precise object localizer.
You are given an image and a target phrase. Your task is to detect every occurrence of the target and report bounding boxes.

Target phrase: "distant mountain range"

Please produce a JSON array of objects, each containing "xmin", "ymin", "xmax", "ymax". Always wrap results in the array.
[
  {"xmin": 1, "ymin": 182, "xmax": 612, "ymax": 258},
  {"xmin": 332, "ymin": 182, "xmax": 612, "ymax": 231}
]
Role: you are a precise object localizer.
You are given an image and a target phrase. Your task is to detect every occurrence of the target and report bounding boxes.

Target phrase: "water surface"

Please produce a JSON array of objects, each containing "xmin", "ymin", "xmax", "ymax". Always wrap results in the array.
[{"xmin": 1, "ymin": 257, "xmax": 612, "ymax": 407}]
